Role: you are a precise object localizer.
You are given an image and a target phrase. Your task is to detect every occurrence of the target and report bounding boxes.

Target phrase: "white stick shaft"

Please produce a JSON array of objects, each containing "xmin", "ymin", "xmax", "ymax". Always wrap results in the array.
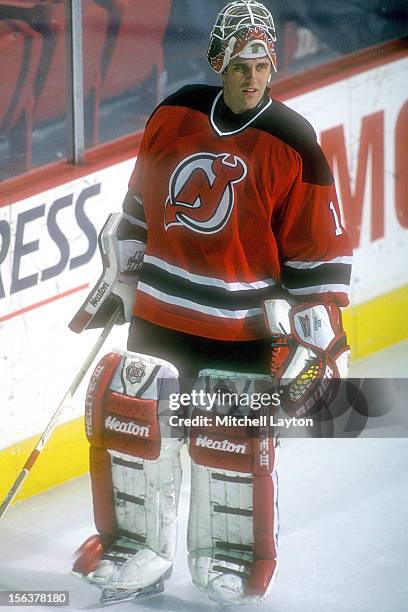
[{"xmin": 0, "ymin": 307, "xmax": 120, "ymax": 520}]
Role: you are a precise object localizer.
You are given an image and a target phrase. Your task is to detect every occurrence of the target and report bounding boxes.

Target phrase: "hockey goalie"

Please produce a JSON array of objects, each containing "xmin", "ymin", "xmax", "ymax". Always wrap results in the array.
[{"xmin": 71, "ymin": 0, "xmax": 352, "ymax": 605}]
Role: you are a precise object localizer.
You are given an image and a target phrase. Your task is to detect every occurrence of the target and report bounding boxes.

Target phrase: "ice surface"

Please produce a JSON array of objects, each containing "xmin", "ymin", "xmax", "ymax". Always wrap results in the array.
[
  {"xmin": 1, "ymin": 343, "xmax": 407, "ymax": 611},
  {"xmin": 349, "ymin": 339, "xmax": 408, "ymax": 378}
]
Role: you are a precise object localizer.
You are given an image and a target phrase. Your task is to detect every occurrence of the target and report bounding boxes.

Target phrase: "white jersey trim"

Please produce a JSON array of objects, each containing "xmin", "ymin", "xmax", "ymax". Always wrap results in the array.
[
  {"xmin": 137, "ymin": 282, "xmax": 263, "ymax": 319},
  {"xmin": 284, "ymin": 256, "xmax": 353, "ymax": 269},
  {"xmin": 143, "ymin": 255, "xmax": 277, "ymax": 291},
  {"xmin": 210, "ymin": 91, "xmax": 272, "ymax": 137},
  {"xmin": 287, "ymin": 284, "xmax": 350, "ymax": 295}
]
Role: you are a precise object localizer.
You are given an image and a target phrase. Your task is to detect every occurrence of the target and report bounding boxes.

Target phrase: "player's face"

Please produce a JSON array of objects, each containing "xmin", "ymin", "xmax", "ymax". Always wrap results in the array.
[{"xmin": 222, "ymin": 57, "xmax": 272, "ymax": 114}]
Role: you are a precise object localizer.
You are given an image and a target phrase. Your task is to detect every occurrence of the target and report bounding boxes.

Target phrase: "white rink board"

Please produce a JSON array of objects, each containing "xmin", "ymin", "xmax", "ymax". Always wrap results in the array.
[
  {"xmin": 285, "ymin": 56, "xmax": 408, "ymax": 304},
  {"xmin": 0, "ymin": 159, "xmax": 134, "ymax": 449},
  {"xmin": 1, "ymin": 54, "xmax": 408, "ymax": 449}
]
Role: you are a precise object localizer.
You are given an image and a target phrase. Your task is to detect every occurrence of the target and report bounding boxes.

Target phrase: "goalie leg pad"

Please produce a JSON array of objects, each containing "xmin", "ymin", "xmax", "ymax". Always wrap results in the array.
[
  {"xmin": 187, "ymin": 370, "xmax": 279, "ymax": 605},
  {"xmin": 74, "ymin": 349, "xmax": 183, "ymax": 591}
]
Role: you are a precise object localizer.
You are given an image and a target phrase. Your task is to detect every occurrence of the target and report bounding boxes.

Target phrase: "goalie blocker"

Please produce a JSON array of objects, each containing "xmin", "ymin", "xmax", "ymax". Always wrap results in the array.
[
  {"xmin": 72, "ymin": 349, "xmax": 183, "ymax": 601},
  {"xmin": 69, "ymin": 212, "xmax": 146, "ymax": 333},
  {"xmin": 263, "ymin": 299, "xmax": 350, "ymax": 417}
]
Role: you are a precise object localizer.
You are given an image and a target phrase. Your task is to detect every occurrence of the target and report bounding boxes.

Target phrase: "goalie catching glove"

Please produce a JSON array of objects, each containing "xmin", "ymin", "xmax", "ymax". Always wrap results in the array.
[
  {"xmin": 263, "ymin": 299, "xmax": 350, "ymax": 417},
  {"xmin": 69, "ymin": 212, "xmax": 145, "ymax": 332}
]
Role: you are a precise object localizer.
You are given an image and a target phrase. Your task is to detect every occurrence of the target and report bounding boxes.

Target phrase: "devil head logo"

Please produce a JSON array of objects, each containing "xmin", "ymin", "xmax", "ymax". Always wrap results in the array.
[{"xmin": 164, "ymin": 153, "xmax": 247, "ymax": 234}]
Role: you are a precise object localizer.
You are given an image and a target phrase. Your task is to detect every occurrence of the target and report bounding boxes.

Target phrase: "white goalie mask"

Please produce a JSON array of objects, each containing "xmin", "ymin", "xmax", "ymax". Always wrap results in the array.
[{"xmin": 207, "ymin": 0, "xmax": 277, "ymax": 74}]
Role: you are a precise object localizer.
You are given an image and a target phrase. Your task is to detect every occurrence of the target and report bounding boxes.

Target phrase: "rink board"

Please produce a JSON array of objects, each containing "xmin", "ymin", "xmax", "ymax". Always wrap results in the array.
[
  {"xmin": 0, "ymin": 419, "xmax": 88, "ymax": 505},
  {"xmin": 0, "ymin": 44, "xmax": 407, "ymax": 504}
]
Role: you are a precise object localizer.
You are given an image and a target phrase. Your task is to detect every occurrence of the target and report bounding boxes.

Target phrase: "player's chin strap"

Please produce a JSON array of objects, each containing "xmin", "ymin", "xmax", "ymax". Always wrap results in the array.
[{"xmin": 263, "ymin": 299, "xmax": 350, "ymax": 417}]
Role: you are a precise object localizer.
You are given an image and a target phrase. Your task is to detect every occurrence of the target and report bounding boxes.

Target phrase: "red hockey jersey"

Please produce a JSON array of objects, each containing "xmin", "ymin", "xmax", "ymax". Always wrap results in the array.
[{"xmin": 127, "ymin": 85, "xmax": 352, "ymax": 341}]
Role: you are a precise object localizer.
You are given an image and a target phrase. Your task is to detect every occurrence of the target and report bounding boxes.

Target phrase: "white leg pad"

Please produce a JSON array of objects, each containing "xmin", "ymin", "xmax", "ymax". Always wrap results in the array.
[
  {"xmin": 80, "ymin": 349, "xmax": 183, "ymax": 591},
  {"xmin": 187, "ymin": 369, "xmax": 279, "ymax": 605},
  {"xmin": 89, "ymin": 441, "xmax": 182, "ymax": 589}
]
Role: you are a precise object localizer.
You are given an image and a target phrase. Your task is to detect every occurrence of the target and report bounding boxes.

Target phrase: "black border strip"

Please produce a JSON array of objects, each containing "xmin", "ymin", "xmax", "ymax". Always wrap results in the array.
[
  {"xmin": 141, "ymin": 263, "xmax": 289, "ymax": 310},
  {"xmin": 282, "ymin": 263, "xmax": 351, "ymax": 289}
]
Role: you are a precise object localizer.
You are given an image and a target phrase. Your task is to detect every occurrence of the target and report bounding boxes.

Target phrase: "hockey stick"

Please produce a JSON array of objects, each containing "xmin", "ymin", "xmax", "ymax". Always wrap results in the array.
[{"xmin": 0, "ymin": 306, "xmax": 121, "ymax": 520}]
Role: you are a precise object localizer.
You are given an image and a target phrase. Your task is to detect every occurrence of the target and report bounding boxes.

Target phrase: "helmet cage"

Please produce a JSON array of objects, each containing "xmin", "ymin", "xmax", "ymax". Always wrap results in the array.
[{"xmin": 208, "ymin": 1, "xmax": 277, "ymax": 74}]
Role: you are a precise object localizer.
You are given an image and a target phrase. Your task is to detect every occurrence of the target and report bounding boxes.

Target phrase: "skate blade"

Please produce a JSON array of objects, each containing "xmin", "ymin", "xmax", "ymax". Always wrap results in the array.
[{"xmin": 100, "ymin": 579, "xmax": 164, "ymax": 605}]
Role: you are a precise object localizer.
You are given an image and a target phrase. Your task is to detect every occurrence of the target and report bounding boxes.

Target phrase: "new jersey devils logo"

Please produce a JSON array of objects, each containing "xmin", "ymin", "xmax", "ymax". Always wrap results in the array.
[{"xmin": 164, "ymin": 153, "xmax": 247, "ymax": 234}]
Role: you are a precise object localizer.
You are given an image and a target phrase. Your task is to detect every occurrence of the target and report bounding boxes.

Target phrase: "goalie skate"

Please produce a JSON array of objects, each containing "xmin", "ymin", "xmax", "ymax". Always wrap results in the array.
[{"xmin": 99, "ymin": 572, "xmax": 170, "ymax": 605}]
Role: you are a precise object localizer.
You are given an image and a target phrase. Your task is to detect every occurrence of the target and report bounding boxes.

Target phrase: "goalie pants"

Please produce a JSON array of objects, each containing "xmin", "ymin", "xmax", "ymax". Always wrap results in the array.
[{"xmin": 128, "ymin": 316, "xmax": 272, "ymax": 382}]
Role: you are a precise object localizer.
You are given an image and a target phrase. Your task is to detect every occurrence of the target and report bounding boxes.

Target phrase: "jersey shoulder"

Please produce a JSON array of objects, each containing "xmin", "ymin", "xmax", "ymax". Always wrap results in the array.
[
  {"xmin": 158, "ymin": 84, "xmax": 221, "ymax": 115},
  {"xmin": 256, "ymin": 98, "xmax": 333, "ymax": 185}
]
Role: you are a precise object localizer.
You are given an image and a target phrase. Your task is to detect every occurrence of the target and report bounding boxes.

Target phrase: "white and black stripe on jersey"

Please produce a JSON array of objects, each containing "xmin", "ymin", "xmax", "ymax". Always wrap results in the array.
[
  {"xmin": 137, "ymin": 255, "xmax": 290, "ymax": 321},
  {"xmin": 281, "ymin": 256, "xmax": 352, "ymax": 299}
]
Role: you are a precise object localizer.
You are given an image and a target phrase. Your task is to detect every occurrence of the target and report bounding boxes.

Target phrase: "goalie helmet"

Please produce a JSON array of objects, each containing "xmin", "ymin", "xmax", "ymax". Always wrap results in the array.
[{"xmin": 208, "ymin": 0, "xmax": 277, "ymax": 74}]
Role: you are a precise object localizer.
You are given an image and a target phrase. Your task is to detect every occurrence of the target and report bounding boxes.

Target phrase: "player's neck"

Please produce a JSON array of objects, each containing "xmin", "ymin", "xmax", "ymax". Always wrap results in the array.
[{"xmin": 222, "ymin": 90, "xmax": 269, "ymax": 116}]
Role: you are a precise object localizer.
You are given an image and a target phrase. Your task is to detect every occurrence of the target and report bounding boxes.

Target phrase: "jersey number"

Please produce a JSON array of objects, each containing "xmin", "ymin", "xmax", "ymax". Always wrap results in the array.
[{"xmin": 329, "ymin": 201, "xmax": 343, "ymax": 236}]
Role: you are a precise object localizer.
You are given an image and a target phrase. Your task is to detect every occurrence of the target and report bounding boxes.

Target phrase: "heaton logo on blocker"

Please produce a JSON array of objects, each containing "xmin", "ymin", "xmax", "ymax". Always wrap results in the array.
[{"xmin": 90, "ymin": 281, "xmax": 109, "ymax": 308}]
